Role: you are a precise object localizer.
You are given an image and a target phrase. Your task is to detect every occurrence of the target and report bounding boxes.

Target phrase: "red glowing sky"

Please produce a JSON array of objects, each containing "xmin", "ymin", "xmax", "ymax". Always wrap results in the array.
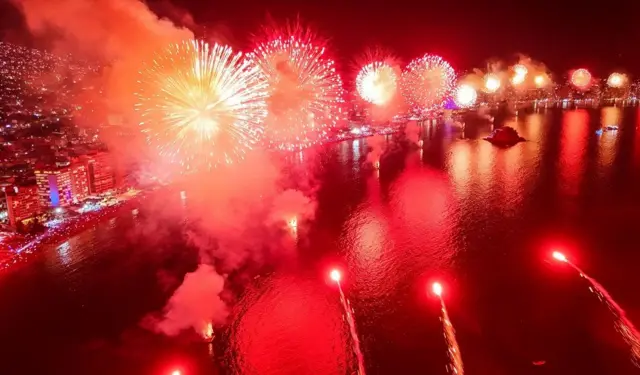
[{"xmin": 1, "ymin": 0, "xmax": 638, "ymax": 75}]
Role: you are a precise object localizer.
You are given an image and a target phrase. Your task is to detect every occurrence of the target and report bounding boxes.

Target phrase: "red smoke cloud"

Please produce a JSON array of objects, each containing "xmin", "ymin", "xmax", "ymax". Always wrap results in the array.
[
  {"xmin": 12, "ymin": 0, "xmax": 322, "ymax": 340},
  {"xmin": 366, "ymin": 134, "xmax": 387, "ymax": 167},
  {"xmin": 155, "ymin": 264, "xmax": 227, "ymax": 336},
  {"xmin": 12, "ymin": 0, "xmax": 193, "ymax": 132},
  {"xmin": 404, "ymin": 120, "xmax": 421, "ymax": 145}
]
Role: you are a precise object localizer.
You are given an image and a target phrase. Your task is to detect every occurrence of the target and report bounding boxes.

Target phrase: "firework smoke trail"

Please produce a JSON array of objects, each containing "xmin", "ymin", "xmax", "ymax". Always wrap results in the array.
[
  {"xmin": 433, "ymin": 283, "xmax": 464, "ymax": 375},
  {"xmin": 553, "ymin": 252, "xmax": 640, "ymax": 367},
  {"xmin": 401, "ymin": 54, "xmax": 455, "ymax": 113},
  {"xmin": 247, "ymin": 29, "xmax": 345, "ymax": 151},
  {"xmin": 330, "ymin": 270, "xmax": 366, "ymax": 375},
  {"xmin": 136, "ymin": 40, "xmax": 269, "ymax": 171}
]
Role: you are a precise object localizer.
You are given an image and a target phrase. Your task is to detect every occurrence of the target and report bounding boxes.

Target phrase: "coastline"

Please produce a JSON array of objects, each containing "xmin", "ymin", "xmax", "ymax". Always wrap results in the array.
[{"xmin": 0, "ymin": 192, "xmax": 145, "ymax": 272}]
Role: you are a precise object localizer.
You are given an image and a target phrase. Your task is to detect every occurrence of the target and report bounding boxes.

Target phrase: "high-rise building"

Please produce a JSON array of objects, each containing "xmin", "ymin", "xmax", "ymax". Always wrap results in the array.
[
  {"xmin": 83, "ymin": 152, "xmax": 115, "ymax": 194},
  {"xmin": 5, "ymin": 184, "xmax": 40, "ymax": 227},
  {"xmin": 69, "ymin": 162, "xmax": 89, "ymax": 202},
  {"xmin": 35, "ymin": 167, "xmax": 73, "ymax": 208}
]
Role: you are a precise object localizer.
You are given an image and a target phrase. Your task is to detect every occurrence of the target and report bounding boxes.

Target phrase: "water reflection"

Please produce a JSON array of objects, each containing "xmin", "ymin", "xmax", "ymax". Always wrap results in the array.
[
  {"xmin": 598, "ymin": 107, "xmax": 622, "ymax": 173},
  {"xmin": 57, "ymin": 241, "xmax": 71, "ymax": 266},
  {"xmin": 229, "ymin": 276, "xmax": 347, "ymax": 375},
  {"xmin": 343, "ymin": 176, "xmax": 394, "ymax": 300},
  {"xmin": 387, "ymin": 167, "xmax": 457, "ymax": 272},
  {"xmin": 4, "ymin": 110, "xmax": 640, "ymax": 375},
  {"xmin": 352, "ymin": 139, "xmax": 361, "ymax": 161},
  {"xmin": 559, "ymin": 110, "xmax": 589, "ymax": 196},
  {"xmin": 449, "ymin": 141, "xmax": 472, "ymax": 200}
]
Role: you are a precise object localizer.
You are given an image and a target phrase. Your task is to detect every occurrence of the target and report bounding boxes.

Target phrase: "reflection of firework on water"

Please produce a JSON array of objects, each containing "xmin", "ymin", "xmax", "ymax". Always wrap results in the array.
[
  {"xmin": 571, "ymin": 68, "xmax": 592, "ymax": 90},
  {"xmin": 247, "ymin": 31, "xmax": 345, "ymax": 151},
  {"xmin": 483, "ymin": 73, "xmax": 501, "ymax": 93},
  {"xmin": 607, "ymin": 72, "xmax": 627, "ymax": 88},
  {"xmin": 401, "ymin": 54, "xmax": 455, "ymax": 111},
  {"xmin": 356, "ymin": 62, "xmax": 398, "ymax": 106},
  {"xmin": 553, "ymin": 252, "xmax": 640, "ymax": 367},
  {"xmin": 454, "ymin": 84, "xmax": 477, "ymax": 108},
  {"xmin": 136, "ymin": 40, "xmax": 269, "ymax": 171},
  {"xmin": 433, "ymin": 283, "xmax": 464, "ymax": 375}
]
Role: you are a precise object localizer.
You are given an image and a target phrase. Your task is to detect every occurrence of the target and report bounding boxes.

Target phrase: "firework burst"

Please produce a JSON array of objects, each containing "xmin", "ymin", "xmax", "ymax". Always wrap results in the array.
[
  {"xmin": 510, "ymin": 64, "xmax": 528, "ymax": 86},
  {"xmin": 401, "ymin": 54, "xmax": 455, "ymax": 112},
  {"xmin": 136, "ymin": 40, "xmax": 268, "ymax": 171},
  {"xmin": 483, "ymin": 73, "xmax": 501, "ymax": 93},
  {"xmin": 356, "ymin": 62, "xmax": 398, "ymax": 106},
  {"xmin": 607, "ymin": 72, "xmax": 627, "ymax": 88},
  {"xmin": 454, "ymin": 83, "xmax": 477, "ymax": 108},
  {"xmin": 247, "ymin": 31, "xmax": 345, "ymax": 151},
  {"xmin": 571, "ymin": 68, "xmax": 592, "ymax": 90}
]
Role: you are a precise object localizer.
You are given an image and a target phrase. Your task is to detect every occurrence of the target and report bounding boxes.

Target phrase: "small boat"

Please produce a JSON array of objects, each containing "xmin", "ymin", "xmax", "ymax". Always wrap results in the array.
[
  {"xmin": 484, "ymin": 126, "xmax": 525, "ymax": 147},
  {"xmin": 596, "ymin": 125, "xmax": 619, "ymax": 135}
]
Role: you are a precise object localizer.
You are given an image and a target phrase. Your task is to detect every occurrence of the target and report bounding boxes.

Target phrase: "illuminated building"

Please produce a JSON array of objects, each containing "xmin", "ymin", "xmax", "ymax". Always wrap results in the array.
[
  {"xmin": 35, "ymin": 167, "xmax": 74, "ymax": 208},
  {"xmin": 5, "ymin": 184, "xmax": 40, "ymax": 227},
  {"xmin": 69, "ymin": 162, "xmax": 89, "ymax": 202},
  {"xmin": 82, "ymin": 152, "xmax": 115, "ymax": 194}
]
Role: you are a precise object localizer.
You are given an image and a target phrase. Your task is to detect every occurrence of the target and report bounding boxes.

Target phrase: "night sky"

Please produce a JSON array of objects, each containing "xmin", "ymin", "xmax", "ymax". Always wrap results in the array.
[{"xmin": 1, "ymin": 0, "xmax": 639, "ymax": 75}]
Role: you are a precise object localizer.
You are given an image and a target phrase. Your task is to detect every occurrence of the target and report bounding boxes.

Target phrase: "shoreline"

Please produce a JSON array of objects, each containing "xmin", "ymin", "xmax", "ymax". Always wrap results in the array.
[{"xmin": 0, "ymin": 193, "xmax": 145, "ymax": 272}]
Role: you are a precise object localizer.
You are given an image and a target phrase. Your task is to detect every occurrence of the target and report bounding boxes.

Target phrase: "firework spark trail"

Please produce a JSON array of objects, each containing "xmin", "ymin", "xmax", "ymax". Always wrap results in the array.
[
  {"xmin": 433, "ymin": 283, "xmax": 464, "ymax": 375},
  {"xmin": 439, "ymin": 300, "xmax": 464, "ymax": 375},
  {"xmin": 553, "ymin": 252, "xmax": 640, "ymax": 367},
  {"xmin": 247, "ymin": 33, "xmax": 345, "ymax": 151},
  {"xmin": 136, "ymin": 40, "xmax": 269, "ymax": 171},
  {"xmin": 331, "ymin": 270, "xmax": 366, "ymax": 375}
]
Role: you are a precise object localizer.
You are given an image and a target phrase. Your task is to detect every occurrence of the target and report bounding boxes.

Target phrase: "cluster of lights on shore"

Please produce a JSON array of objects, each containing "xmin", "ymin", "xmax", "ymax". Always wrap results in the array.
[
  {"xmin": 166, "ymin": 249, "xmax": 639, "ymax": 375},
  {"xmin": 355, "ymin": 54, "xmax": 632, "ymax": 111},
  {"xmin": 452, "ymin": 68, "xmax": 628, "ymax": 108}
]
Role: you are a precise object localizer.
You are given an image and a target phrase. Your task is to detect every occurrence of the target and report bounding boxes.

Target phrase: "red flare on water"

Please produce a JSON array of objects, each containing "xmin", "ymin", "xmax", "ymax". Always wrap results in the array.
[
  {"xmin": 552, "ymin": 251, "xmax": 567, "ymax": 262},
  {"xmin": 330, "ymin": 269, "xmax": 342, "ymax": 282},
  {"xmin": 432, "ymin": 282, "xmax": 443, "ymax": 296}
]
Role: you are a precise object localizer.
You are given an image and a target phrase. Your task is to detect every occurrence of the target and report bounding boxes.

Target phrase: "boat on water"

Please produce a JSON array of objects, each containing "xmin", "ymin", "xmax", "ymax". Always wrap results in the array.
[
  {"xmin": 484, "ymin": 126, "xmax": 525, "ymax": 147},
  {"xmin": 596, "ymin": 125, "xmax": 619, "ymax": 135}
]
